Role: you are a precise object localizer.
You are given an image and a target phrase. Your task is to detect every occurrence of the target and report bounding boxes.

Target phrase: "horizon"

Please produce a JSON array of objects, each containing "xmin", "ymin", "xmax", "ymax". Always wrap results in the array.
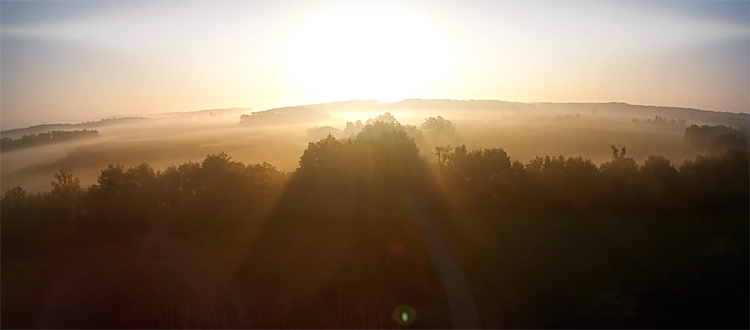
[
  {"xmin": 2, "ymin": 97, "xmax": 747, "ymax": 131},
  {"xmin": 0, "ymin": 97, "xmax": 745, "ymax": 131}
]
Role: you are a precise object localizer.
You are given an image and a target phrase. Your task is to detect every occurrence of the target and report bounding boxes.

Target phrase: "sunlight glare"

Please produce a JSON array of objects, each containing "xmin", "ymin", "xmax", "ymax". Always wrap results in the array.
[{"xmin": 283, "ymin": 3, "xmax": 447, "ymax": 103}]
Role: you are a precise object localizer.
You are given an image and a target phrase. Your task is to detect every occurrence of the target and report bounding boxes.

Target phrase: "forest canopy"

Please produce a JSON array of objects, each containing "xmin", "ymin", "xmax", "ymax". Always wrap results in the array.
[
  {"xmin": 1, "ymin": 120, "xmax": 747, "ymax": 329},
  {"xmin": 2, "ymin": 119, "xmax": 747, "ymax": 256}
]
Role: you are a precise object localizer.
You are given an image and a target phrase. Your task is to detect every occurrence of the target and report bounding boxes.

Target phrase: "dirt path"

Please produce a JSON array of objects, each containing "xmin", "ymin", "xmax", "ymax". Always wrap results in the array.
[{"xmin": 402, "ymin": 193, "xmax": 482, "ymax": 329}]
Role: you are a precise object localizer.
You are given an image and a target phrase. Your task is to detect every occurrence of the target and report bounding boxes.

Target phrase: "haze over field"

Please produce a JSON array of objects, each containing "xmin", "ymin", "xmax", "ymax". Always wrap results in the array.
[{"xmin": 2, "ymin": 98, "xmax": 747, "ymax": 193}]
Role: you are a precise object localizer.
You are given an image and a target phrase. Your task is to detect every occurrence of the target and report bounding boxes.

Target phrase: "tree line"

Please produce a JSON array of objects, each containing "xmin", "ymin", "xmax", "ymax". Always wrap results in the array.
[
  {"xmin": 684, "ymin": 124, "xmax": 749, "ymax": 155},
  {"xmin": 435, "ymin": 143, "xmax": 747, "ymax": 215},
  {"xmin": 631, "ymin": 115, "xmax": 686, "ymax": 132},
  {"xmin": 1, "ymin": 117, "xmax": 148, "ymax": 138},
  {"xmin": 0, "ymin": 129, "xmax": 100, "ymax": 153},
  {"xmin": 1, "ymin": 118, "xmax": 747, "ymax": 328},
  {"xmin": 1, "ymin": 154, "xmax": 287, "ymax": 259}
]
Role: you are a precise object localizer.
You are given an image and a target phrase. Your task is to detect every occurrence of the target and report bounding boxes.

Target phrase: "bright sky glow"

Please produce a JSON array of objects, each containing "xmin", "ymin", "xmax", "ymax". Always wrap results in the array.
[
  {"xmin": 1, "ymin": 0, "xmax": 748, "ymax": 128},
  {"xmin": 283, "ymin": 2, "xmax": 453, "ymax": 103}
]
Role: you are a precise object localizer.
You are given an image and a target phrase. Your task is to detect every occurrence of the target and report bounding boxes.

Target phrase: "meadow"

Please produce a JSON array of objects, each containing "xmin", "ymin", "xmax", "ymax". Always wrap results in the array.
[{"xmin": 3, "ymin": 99, "xmax": 729, "ymax": 193}]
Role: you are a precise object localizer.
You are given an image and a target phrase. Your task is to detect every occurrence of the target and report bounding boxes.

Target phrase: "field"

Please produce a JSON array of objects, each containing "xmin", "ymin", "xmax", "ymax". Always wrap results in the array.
[
  {"xmin": 1, "ymin": 100, "xmax": 714, "ymax": 193},
  {"xmin": 2, "ymin": 118, "xmax": 308, "ymax": 192}
]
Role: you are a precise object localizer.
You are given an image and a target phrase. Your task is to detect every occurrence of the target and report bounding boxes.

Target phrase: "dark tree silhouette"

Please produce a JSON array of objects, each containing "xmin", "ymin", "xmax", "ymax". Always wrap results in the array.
[
  {"xmin": 1, "ymin": 129, "xmax": 99, "ymax": 152},
  {"xmin": 422, "ymin": 116, "xmax": 456, "ymax": 139},
  {"xmin": 1, "ymin": 120, "xmax": 747, "ymax": 329},
  {"xmin": 365, "ymin": 112, "xmax": 398, "ymax": 125}
]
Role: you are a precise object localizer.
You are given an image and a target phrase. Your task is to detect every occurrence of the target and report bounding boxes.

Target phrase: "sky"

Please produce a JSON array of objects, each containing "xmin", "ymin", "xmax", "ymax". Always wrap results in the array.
[{"xmin": 1, "ymin": 0, "xmax": 749, "ymax": 129}]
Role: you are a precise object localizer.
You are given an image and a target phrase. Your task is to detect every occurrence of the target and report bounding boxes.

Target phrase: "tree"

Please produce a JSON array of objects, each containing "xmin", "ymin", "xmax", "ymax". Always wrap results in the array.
[
  {"xmin": 422, "ymin": 116, "xmax": 456, "ymax": 139},
  {"xmin": 435, "ymin": 145, "xmax": 453, "ymax": 170},
  {"xmin": 127, "ymin": 163, "xmax": 157, "ymax": 189},
  {"xmin": 601, "ymin": 146, "xmax": 638, "ymax": 177},
  {"xmin": 641, "ymin": 155, "xmax": 677, "ymax": 178},
  {"xmin": 299, "ymin": 134, "xmax": 346, "ymax": 171},
  {"xmin": 51, "ymin": 169, "xmax": 82, "ymax": 197},
  {"xmin": 342, "ymin": 120, "xmax": 364, "ymax": 137},
  {"xmin": 366, "ymin": 112, "xmax": 397, "ymax": 125},
  {"xmin": 96, "ymin": 164, "xmax": 128, "ymax": 196},
  {"xmin": 464, "ymin": 148, "xmax": 511, "ymax": 181},
  {"xmin": 2, "ymin": 186, "xmax": 28, "ymax": 202}
]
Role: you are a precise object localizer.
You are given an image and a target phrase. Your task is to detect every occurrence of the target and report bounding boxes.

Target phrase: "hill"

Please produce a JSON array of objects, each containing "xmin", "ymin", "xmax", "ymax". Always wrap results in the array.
[
  {"xmin": 1, "ymin": 130, "xmax": 100, "ymax": 153},
  {"xmin": 384, "ymin": 99, "xmax": 537, "ymax": 112},
  {"xmin": 0, "ymin": 117, "xmax": 151, "ymax": 139},
  {"xmin": 152, "ymin": 107, "xmax": 252, "ymax": 118},
  {"xmin": 535, "ymin": 102, "xmax": 749, "ymax": 130},
  {"xmin": 239, "ymin": 99, "xmax": 748, "ymax": 129}
]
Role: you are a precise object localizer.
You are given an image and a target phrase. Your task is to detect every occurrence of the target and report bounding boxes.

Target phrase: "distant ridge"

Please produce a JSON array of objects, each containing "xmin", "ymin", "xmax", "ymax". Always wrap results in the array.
[
  {"xmin": 1, "ymin": 107, "xmax": 252, "ymax": 138},
  {"xmin": 0, "ymin": 117, "xmax": 151, "ymax": 139},
  {"xmin": 241, "ymin": 98, "xmax": 747, "ymax": 129},
  {"xmin": 383, "ymin": 99, "xmax": 536, "ymax": 111},
  {"xmin": 533, "ymin": 102, "xmax": 749, "ymax": 129},
  {"xmin": 152, "ymin": 107, "xmax": 252, "ymax": 117},
  {"xmin": 7, "ymin": 100, "xmax": 748, "ymax": 136}
]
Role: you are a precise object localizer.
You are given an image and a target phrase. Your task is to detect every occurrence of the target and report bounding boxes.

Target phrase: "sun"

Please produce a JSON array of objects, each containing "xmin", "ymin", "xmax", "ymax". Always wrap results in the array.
[{"xmin": 283, "ymin": 2, "xmax": 447, "ymax": 103}]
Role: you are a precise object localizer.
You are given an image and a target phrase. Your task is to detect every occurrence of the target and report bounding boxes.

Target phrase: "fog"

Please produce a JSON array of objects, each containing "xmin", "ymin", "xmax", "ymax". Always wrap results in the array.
[
  {"xmin": 2, "ymin": 117, "xmax": 305, "ymax": 192},
  {"xmin": 3, "ymin": 99, "xmax": 743, "ymax": 193}
]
